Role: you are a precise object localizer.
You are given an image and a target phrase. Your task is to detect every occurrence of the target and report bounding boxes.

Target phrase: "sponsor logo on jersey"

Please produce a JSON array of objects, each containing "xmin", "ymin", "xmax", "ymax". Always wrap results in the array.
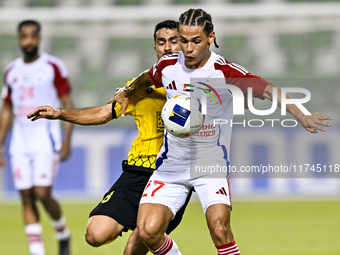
[{"xmin": 194, "ymin": 122, "xmax": 216, "ymax": 138}]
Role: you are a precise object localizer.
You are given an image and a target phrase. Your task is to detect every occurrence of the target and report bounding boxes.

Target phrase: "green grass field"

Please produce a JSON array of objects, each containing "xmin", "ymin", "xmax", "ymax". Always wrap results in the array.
[{"xmin": 1, "ymin": 199, "xmax": 340, "ymax": 255}]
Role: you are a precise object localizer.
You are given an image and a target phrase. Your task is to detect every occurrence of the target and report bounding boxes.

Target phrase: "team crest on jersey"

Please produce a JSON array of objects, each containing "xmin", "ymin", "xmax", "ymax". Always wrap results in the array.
[{"xmin": 35, "ymin": 73, "xmax": 46, "ymax": 83}]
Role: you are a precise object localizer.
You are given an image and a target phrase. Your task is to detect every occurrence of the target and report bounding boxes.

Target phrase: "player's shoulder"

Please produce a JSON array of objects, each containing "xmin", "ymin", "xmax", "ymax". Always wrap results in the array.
[
  {"xmin": 3, "ymin": 58, "xmax": 21, "ymax": 77},
  {"xmin": 155, "ymin": 51, "xmax": 180, "ymax": 68},
  {"xmin": 42, "ymin": 53, "xmax": 68, "ymax": 76},
  {"xmin": 4, "ymin": 57, "xmax": 21, "ymax": 71},
  {"xmin": 43, "ymin": 53, "xmax": 65, "ymax": 66},
  {"xmin": 212, "ymin": 52, "xmax": 249, "ymax": 75},
  {"xmin": 151, "ymin": 52, "xmax": 180, "ymax": 78},
  {"xmin": 212, "ymin": 52, "xmax": 228, "ymax": 66}
]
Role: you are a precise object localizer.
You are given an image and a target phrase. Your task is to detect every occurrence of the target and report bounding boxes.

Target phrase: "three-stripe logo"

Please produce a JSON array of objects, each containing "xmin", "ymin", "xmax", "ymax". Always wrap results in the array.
[
  {"xmin": 166, "ymin": 80, "xmax": 177, "ymax": 90},
  {"xmin": 216, "ymin": 187, "xmax": 228, "ymax": 196}
]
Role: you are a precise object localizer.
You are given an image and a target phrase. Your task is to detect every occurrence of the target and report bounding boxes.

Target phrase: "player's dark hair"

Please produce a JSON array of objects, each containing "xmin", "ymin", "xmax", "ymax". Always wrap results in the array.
[
  {"xmin": 18, "ymin": 20, "xmax": 41, "ymax": 33},
  {"xmin": 178, "ymin": 8, "xmax": 219, "ymax": 48},
  {"xmin": 153, "ymin": 20, "xmax": 179, "ymax": 42}
]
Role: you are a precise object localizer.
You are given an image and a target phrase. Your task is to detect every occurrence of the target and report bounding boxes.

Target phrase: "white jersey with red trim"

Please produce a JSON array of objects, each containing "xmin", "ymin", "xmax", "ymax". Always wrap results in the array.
[
  {"xmin": 2, "ymin": 53, "xmax": 71, "ymax": 155},
  {"xmin": 149, "ymin": 51, "xmax": 270, "ymax": 174}
]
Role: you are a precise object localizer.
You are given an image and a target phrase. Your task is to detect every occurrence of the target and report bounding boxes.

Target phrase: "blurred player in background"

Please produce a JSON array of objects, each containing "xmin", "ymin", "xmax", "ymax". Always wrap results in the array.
[
  {"xmin": 111, "ymin": 8, "xmax": 332, "ymax": 255},
  {"xmin": 0, "ymin": 20, "xmax": 73, "ymax": 255},
  {"xmin": 27, "ymin": 20, "xmax": 192, "ymax": 255}
]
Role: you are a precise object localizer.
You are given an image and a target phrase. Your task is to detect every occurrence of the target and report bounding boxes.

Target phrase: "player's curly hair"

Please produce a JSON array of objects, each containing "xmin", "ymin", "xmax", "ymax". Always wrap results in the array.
[
  {"xmin": 178, "ymin": 8, "xmax": 219, "ymax": 48},
  {"xmin": 18, "ymin": 20, "xmax": 41, "ymax": 33},
  {"xmin": 153, "ymin": 20, "xmax": 179, "ymax": 43}
]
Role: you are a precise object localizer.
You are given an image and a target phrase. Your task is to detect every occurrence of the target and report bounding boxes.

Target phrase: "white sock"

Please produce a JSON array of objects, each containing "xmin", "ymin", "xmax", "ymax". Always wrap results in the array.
[
  {"xmin": 25, "ymin": 223, "xmax": 45, "ymax": 255},
  {"xmin": 150, "ymin": 234, "xmax": 182, "ymax": 255},
  {"xmin": 51, "ymin": 216, "xmax": 71, "ymax": 241}
]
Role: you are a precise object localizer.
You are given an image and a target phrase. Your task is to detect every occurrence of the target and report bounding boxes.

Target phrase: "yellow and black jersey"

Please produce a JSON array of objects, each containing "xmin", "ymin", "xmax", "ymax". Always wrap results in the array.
[{"xmin": 112, "ymin": 78, "xmax": 166, "ymax": 173}]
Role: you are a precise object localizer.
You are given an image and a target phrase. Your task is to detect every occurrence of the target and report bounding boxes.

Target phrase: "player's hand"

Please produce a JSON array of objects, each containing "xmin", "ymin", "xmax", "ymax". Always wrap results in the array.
[
  {"xmin": 27, "ymin": 106, "xmax": 61, "ymax": 121},
  {"xmin": 107, "ymin": 89, "xmax": 129, "ymax": 117},
  {"xmin": 59, "ymin": 141, "xmax": 71, "ymax": 161},
  {"xmin": 299, "ymin": 112, "xmax": 332, "ymax": 133}
]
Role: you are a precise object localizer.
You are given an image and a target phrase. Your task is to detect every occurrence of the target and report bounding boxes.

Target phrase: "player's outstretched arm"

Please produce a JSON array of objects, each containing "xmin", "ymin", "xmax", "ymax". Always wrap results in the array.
[
  {"xmin": 262, "ymin": 83, "xmax": 332, "ymax": 133},
  {"xmin": 107, "ymin": 70, "xmax": 153, "ymax": 117},
  {"xmin": 27, "ymin": 104, "xmax": 113, "ymax": 125}
]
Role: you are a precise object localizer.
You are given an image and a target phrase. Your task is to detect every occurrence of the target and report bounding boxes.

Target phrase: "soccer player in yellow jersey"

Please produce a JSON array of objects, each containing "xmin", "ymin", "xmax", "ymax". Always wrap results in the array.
[
  {"xmin": 114, "ymin": 78, "xmax": 166, "ymax": 171},
  {"xmin": 27, "ymin": 20, "xmax": 191, "ymax": 255}
]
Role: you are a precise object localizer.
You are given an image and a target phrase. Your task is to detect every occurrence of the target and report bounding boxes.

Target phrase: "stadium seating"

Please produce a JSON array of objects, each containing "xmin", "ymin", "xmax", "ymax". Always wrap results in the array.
[{"xmin": 0, "ymin": 0, "xmax": 339, "ymax": 119}]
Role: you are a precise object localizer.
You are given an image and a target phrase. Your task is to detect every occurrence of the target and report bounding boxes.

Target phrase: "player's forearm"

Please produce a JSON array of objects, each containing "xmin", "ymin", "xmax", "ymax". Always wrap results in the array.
[
  {"xmin": 263, "ymin": 83, "xmax": 306, "ymax": 123},
  {"xmin": 58, "ymin": 106, "xmax": 112, "ymax": 125},
  {"xmin": 62, "ymin": 121, "xmax": 73, "ymax": 144},
  {"xmin": 124, "ymin": 70, "xmax": 153, "ymax": 97}
]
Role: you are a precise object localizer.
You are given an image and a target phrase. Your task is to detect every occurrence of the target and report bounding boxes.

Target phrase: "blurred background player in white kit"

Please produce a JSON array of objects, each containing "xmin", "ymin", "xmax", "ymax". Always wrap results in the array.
[{"xmin": 0, "ymin": 20, "xmax": 73, "ymax": 255}]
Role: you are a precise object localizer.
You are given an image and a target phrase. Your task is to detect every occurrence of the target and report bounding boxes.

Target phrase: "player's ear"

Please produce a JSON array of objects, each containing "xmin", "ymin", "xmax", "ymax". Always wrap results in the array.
[{"xmin": 208, "ymin": 32, "xmax": 215, "ymax": 45}]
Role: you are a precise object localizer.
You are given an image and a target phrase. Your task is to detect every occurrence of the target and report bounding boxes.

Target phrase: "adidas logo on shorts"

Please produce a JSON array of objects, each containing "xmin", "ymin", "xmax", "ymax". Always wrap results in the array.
[{"xmin": 216, "ymin": 187, "xmax": 228, "ymax": 196}]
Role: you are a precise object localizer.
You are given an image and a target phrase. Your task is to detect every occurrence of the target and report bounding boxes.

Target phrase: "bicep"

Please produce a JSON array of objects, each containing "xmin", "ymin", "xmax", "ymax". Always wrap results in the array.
[{"xmin": 133, "ymin": 71, "xmax": 153, "ymax": 89}]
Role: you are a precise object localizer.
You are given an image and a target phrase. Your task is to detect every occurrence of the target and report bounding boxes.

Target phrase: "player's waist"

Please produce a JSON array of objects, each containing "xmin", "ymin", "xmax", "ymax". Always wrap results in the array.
[
  {"xmin": 122, "ymin": 160, "xmax": 155, "ymax": 173},
  {"xmin": 161, "ymin": 145, "xmax": 225, "ymax": 162}
]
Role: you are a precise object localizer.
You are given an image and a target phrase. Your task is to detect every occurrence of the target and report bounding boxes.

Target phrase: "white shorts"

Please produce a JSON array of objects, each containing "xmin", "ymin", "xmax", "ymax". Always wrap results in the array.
[
  {"xmin": 10, "ymin": 153, "xmax": 59, "ymax": 190},
  {"xmin": 140, "ymin": 169, "xmax": 232, "ymax": 217}
]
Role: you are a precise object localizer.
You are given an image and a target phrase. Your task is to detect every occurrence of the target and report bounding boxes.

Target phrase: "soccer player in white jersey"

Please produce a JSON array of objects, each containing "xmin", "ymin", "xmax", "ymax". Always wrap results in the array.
[
  {"xmin": 0, "ymin": 20, "xmax": 73, "ymax": 255},
  {"xmin": 110, "ymin": 8, "xmax": 332, "ymax": 255}
]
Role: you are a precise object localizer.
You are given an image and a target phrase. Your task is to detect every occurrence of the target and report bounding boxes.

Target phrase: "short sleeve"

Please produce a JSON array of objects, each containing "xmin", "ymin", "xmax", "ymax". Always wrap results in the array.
[
  {"xmin": 149, "ymin": 64, "xmax": 163, "ymax": 88},
  {"xmin": 48, "ymin": 60, "xmax": 72, "ymax": 98},
  {"xmin": 148, "ymin": 52, "xmax": 179, "ymax": 89},
  {"xmin": 215, "ymin": 61, "xmax": 270, "ymax": 100}
]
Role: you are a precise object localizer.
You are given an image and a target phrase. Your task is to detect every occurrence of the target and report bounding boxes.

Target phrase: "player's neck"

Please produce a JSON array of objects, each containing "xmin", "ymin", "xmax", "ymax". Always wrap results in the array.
[{"xmin": 23, "ymin": 54, "xmax": 40, "ymax": 63}]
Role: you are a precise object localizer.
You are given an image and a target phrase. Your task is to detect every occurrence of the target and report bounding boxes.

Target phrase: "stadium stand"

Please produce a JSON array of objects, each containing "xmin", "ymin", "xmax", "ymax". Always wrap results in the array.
[{"xmin": 0, "ymin": 0, "xmax": 339, "ymax": 113}]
